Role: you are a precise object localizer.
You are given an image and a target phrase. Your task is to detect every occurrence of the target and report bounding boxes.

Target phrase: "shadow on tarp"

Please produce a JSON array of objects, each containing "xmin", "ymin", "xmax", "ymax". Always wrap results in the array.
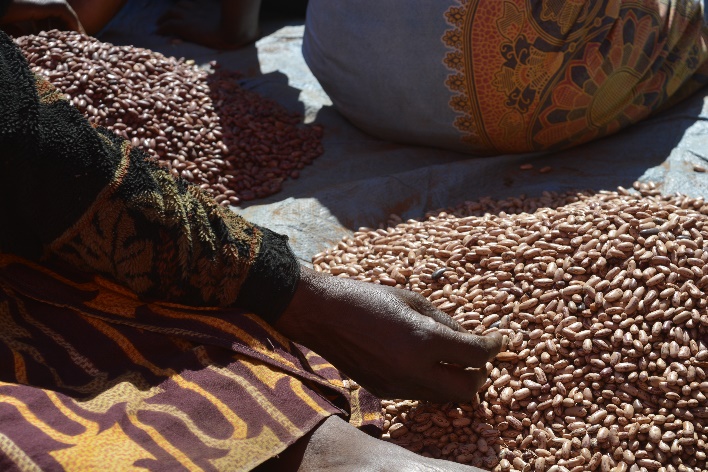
[
  {"xmin": 333, "ymin": 91, "xmax": 708, "ymax": 228},
  {"xmin": 98, "ymin": 0, "xmax": 296, "ymax": 83},
  {"xmin": 236, "ymin": 81, "xmax": 708, "ymax": 221}
]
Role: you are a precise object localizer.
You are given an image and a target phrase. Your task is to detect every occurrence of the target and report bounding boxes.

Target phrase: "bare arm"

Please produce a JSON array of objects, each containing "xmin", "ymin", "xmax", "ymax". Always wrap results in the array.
[{"xmin": 275, "ymin": 266, "xmax": 505, "ymax": 402}]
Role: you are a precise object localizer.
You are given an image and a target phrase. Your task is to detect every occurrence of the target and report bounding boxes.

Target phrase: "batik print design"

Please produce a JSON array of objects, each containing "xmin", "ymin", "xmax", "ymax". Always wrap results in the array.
[
  {"xmin": 15, "ymin": 67, "xmax": 281, "ymax": 314},
  {"xmin": 443, "ymin": 0, "xmax": 708, "ymax": 154},
  {"xmin": 47, "ymin": 133, "xmax": 264, "ymax": 308},
  {"xmin": 0, "ymin": 254, "xmax": 382, "ymax": 471},
  {"xmin": 34, "ymin": 73, "xmax": 65, "ymax": 105}
]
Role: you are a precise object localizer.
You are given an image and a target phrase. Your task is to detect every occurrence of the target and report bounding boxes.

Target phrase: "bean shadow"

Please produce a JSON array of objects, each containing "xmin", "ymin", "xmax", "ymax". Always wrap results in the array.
[{"xmin": 98, "ymin": 0, "xmax": 319, "ymax": 203}]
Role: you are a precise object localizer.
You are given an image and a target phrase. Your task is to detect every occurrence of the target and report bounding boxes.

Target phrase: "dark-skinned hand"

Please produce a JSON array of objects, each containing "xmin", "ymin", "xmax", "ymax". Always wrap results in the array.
[
  {"xmin": 275, "ymin": 266, "xmax": 506, "ymax": 402},
  {"xmin": 1, "ymin": 0, "xmax": 84, "ymax": 33}
]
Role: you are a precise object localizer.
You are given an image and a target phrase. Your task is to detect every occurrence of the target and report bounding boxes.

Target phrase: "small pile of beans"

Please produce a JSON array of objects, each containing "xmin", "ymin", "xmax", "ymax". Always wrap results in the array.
[
  {"xmin": 16, "ymin": 30, "xmax": 323, "ymax": 205},
  {"xmin": 313, "ymin": 181, "xmax": 708, "ymax": 472}
]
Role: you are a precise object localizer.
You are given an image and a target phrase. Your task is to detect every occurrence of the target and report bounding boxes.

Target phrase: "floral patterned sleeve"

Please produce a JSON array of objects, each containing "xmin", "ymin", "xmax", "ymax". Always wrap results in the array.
[{"xmin": 0, "ymin": 29, "xmax": 299, "ymax": 323}]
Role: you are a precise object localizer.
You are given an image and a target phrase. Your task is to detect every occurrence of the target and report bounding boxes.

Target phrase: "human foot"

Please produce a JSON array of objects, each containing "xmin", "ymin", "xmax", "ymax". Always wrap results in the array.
[{"xmin": 299, "ymin": 416, "xmax": 489, "ymax": 472}]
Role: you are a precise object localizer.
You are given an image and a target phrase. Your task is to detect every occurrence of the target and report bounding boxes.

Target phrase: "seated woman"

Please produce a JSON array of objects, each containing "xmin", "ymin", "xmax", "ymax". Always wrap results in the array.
[
  {"xmin": 303, "ymin": 0, "xmax": 708, "ymax": 155},
  {"xmin": 0, "ymin": 2, "xmax": 502, "ymax": 470}
]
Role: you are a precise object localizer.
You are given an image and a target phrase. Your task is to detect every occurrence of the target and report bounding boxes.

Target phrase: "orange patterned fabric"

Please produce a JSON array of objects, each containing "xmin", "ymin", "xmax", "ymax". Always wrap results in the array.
[
  {"xmin": 443, "ymin": 0, "xmax": 708, "ymax": 154},
  {"xmin": 0, "ymin": 254, "xmax": 382, "ymax": 471}
]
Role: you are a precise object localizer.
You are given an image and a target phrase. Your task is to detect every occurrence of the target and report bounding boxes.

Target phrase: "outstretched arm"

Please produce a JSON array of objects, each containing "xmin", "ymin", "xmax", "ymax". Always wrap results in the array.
[
  {"xmin": 0, "ymin": 29, "xmax": 504, "ymax": 405},
  {"xmin": 276, "ymin": 266, "xmax": 505, "ymax": 402}
]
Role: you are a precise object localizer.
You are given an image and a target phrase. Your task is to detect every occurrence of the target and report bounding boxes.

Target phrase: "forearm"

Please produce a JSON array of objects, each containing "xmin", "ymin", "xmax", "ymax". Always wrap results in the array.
[{"xmin": 275, "ymin": 265, "xmax": 504, "ymax": 402}]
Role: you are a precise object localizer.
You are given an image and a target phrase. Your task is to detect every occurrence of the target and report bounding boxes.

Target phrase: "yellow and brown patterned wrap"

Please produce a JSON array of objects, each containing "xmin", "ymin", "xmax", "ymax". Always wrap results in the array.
[
  {"xmin": 443, "ymin": 0, "xmax": 708, "ymax": 153},
  {"xmin": 0, "ymin": 254, "xmax": 382, "ymax": 471}
]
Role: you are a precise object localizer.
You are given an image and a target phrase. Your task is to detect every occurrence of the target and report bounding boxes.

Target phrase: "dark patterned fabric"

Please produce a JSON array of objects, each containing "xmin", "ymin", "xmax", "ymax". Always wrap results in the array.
[{"xmin": 0, "ymin": 29, "xmax": 298, "ymax": 322}]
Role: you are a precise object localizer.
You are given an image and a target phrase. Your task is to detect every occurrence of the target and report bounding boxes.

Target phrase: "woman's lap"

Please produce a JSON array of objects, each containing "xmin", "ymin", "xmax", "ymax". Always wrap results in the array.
[{"xmin": 0, "ymin": 254, "xmax": 381, "ymax": 471}]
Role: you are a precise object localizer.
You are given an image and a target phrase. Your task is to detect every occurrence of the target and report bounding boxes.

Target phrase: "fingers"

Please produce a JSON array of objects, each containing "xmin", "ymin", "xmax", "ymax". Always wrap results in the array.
[
  {"xmin": 398, "ymin": 289, "xmax": 505, "ymax": 367},
  {"xmin": 433, "ymin": 329, "xmax": 505, "ymax": 369},
  {"xmin": 402, "ymin": 291, "xmax": 466, "ymax": 333}
]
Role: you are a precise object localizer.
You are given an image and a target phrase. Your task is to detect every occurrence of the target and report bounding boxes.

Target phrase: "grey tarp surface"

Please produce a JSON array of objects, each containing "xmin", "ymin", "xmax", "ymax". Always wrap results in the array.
[{"xmin": 98, "ymin": 0, "xmax": 708, "ymax": 265}]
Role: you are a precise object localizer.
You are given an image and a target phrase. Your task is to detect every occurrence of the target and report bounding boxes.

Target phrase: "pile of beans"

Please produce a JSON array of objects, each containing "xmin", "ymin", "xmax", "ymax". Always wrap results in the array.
[
  {"xmin": 313, "ymin": 182, "xmax": 708, "ymax": 472},
  {"xmin": 16, "ymin": 30, "xmax": 324, "ymax": 205}
]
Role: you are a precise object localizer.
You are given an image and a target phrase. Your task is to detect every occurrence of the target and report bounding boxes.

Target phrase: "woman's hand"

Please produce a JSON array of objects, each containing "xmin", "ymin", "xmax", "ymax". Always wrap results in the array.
[
  {"xmin": 275, "ymin": 266, "xmax": 506, "ymax": 402},
  {"xmin": 1, "ymin": 0, "xmax": 84, "ymax": 33}
]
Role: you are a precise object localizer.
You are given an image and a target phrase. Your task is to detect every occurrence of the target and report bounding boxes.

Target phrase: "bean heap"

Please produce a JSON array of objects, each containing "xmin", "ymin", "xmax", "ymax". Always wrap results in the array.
[
  {"xmin": 313, "ymin": 182, "xmax": 708, "ymax": 472},
  {"xmin": 16, "ymin": 30, "xmax": 324, "ymax": 205}
]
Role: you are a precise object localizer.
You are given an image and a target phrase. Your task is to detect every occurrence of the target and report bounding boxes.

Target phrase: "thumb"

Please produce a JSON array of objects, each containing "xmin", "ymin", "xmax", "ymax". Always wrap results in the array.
[
  {"xmin": 422, "ymin": 363, "xmax": 490, "ymax": 402},
  {"xmin": 433, "ymin": 329, "xmax": 506, "ymax": 369}
]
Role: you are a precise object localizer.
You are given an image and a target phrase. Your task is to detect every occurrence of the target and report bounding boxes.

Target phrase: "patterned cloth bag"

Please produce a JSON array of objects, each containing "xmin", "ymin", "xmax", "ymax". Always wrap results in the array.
[{"xmin": 304, "ymin": 0, "xmax": 708, "ymax": 154}]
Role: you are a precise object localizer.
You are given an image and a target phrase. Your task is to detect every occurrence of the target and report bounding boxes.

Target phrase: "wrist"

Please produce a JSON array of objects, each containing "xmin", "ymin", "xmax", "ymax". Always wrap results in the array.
[
  {"xmin": 275, "ymin": 265, "xmax": 330, "ymax": 347},
  {"xmin": 234, "ymin": 227, "xmax": 300, "ymax": 323}
]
